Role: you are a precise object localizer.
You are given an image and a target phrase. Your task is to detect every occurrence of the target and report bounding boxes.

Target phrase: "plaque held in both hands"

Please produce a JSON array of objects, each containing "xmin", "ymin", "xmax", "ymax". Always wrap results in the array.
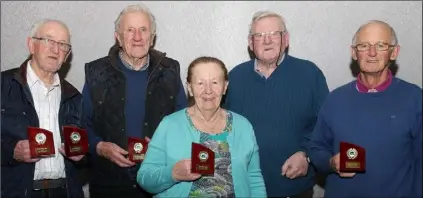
[
  {"xmin": 339, "ymin": 141, "xmax": 366, "ymax": 172},
  {"xmin": 128, "ymin": 137, "xmax": 148, "ymax": 163},
  {"xmin": 191, "ymin": 142, "xmax": 215, "ymax": 176},
  {"xmin": 63, "ymin": 126, "xmax": 88, "ymax": 157},
  {"xmin": 27, "ymin": 127, "xmax": 55, "ymax": 158}
]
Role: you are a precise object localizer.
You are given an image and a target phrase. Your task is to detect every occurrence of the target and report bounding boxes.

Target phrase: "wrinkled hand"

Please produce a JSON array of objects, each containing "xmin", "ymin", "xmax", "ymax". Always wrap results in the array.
[
  {"xmin": 59, "ymin": 144, "xmax": 85, "ymax": 162},
  {"xmin": 96, "ymin": 141, "xmax": 135, "ymax": 167},
  {"xmin": 13, "ymin": 140, "xmax": 40, "ymax": 163},
  {"xmin": 172, "ymin": 159, "xmax": 201, "ymax": 182},
  {"xmin": 282, "ymin": 151, "xmax": 309, "ymax": 179},
  {"xmin": 330, "ymin": 153, "xmax": 356, "ymax": 178}
]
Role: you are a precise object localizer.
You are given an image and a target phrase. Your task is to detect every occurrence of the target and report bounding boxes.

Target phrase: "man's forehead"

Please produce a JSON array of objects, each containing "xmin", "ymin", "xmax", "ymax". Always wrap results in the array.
[
  {"xmin": 357, "ymin": 23, "xmax": 391, "ymax": 40},
  {"xmin": 38, "ymin": 22, "xmax": 69, "ymax": 39},
  {"xmin": 253, "ymin": 17, "xmax": 284, "ymax": 31}
]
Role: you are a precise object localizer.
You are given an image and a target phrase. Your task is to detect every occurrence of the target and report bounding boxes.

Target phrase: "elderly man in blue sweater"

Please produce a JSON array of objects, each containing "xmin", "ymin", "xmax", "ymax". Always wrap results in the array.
[
  {"xmin": 224, "ymin": 11, "xmax": 329, "ymax": 197},
  {"xmin": 308, "ymin": 20, "xmax": 422, "ymax": 197}
]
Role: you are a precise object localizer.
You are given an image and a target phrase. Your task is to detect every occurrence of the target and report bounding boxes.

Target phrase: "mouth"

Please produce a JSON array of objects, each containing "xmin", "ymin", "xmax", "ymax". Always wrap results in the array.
[
  {"xmin": 202, "ymin": 97, "xmax": 215, "ymax": 101},
  {"xmin": 47, "ymin": 56, "xmax": 58, "ymax": 60},
  {"xmin": 366, "ymin": 60, "xmax": 379, "ymax": 63},
  {"xmin": 264, "ymin": 48, "xmax": 273, "ymax": 51}
]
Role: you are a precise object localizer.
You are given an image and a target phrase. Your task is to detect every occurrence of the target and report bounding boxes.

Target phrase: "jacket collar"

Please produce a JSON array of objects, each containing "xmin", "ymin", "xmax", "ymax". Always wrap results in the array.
[{"xmin": 14, "ymin": 58, "xmax": 80, "ymax": 103}]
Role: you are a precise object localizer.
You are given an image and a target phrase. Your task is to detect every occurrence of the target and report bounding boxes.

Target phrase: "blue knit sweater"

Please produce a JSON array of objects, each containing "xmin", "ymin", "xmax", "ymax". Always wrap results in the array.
[
  {"xmin": 308, "ymin": 78, "xmax": 422, "ymax": 197},
  {"xmin": 224, "ymin": 55, "xmax": 329, "ymax": 196}
]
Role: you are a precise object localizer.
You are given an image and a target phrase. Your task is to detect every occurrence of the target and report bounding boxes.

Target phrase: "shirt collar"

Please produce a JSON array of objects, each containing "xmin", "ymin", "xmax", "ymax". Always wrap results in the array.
[
  {"xmin": 356, "ymin": 69, "xmax": 393, "ymax": 93},
  {"xmin": 254, "ymin": 53, "xmax": 286, "ymax": 76},
  {"xmin": 119, "ymin": 50, "xmax": 150, "ymax": 71},
  {"xmin": 26, "ymin": 60, "xmax": 60, "ymax": 89}
]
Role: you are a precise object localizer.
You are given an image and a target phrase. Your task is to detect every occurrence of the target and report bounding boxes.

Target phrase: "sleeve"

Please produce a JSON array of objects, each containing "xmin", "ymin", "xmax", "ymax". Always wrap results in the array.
[
  {"xmin": 81, "ymin": 82, "xmax": 102, "ymax": 155},
  {"xmin": 299, "ymin": 66, "xmax": 330, "ymax": 154},
  {"xmin": 1, "ymin": 74, "xmax": 21, "ymax": 167},
  {"xmin": 247, "ymin": 123, "xmax": 267, "ymax": 197},
  {"xmin": 308, "ymin": 103, "xmax": 336, "ymax": 173},
  {"xmin": 412, "ymin": 98, "xmax": 422, "ymax": 197},
  {"xmin": 136, "ymin": 116, "xmax": 177, "ymax": 194}
]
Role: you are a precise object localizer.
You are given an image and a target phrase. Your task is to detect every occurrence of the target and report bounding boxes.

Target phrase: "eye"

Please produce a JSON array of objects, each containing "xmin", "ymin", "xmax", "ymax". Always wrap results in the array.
[{"xmin": 212, "ymin": 81, "xmax": 218, "ymax": 84}]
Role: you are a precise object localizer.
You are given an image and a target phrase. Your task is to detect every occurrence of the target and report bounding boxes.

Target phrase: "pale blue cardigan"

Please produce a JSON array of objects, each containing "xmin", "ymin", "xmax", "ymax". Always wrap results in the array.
[{"xmin": 137, "ymin": 108, "xmax": 267, "ymax": 197}]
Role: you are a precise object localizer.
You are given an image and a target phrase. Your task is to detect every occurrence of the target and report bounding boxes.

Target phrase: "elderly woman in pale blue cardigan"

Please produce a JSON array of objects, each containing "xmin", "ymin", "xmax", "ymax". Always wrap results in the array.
[{"xmin": 137, "ymin": 56, "xmax": 266, "ymax": 197}]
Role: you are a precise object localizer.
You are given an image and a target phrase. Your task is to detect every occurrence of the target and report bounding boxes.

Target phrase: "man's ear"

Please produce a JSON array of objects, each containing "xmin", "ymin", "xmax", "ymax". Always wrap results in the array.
[
  {"xmin": 390, "ymin": 45, "xmax": 400, "ymax": 60},
  {"xmin": 351, "ymin": 46, "xmax": 358, "ymax": 60},
  {"xmin": 248, "ymin": 35, "xmax": 256, "ymax": 52},
  {"xmin": 27, "ymin": 37, "xmax": 35, "ymax": 55},
  {"xmin": 150, "ymin": 34, "xmax": 155, "ymax": 47},
  {"xmin": 114, "ymin": 31, "xmax": 122, "ymax": 47}
]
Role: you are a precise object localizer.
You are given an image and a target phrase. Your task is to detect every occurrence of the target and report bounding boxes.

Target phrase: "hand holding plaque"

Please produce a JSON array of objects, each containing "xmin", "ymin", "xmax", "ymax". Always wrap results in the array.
[
  {"xmin": 339, "ymin": 141, "xmax": 366, "ymax": 172},
  {"xmin": 27, "ymin": 127, "xmax": 55, "ymax": 158},
  {"xmin": 63, "ymin": 126, "xmax": 88, "ymax": 157},
  {"xmin": 128, "ymin": 137, "xmax": 148, "ymax": 163},
  {"xmin": 191, "ymin": 142, "xmax": 214, "ymax": 175}
]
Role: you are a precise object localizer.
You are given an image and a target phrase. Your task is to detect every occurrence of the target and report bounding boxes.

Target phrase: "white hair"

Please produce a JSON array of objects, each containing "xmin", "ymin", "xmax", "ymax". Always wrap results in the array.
[
  {"xmin": 29, "ymin": 19, "xmax": 71, "ymax": 43},
  {"xmin": 352, "ymin": 20, "xmax": 398, "ymax": 45},
  {"xmin": 114, "ymin": 3, "xmax": 156, "ymax": 35},
  {"xmin": 249, "ymin": 11, "xmax": 288, "ymax": 35}
]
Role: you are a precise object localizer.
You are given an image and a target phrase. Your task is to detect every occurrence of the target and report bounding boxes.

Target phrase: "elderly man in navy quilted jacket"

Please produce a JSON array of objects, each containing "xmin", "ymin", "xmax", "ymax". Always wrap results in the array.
[{"xmin": 1, "ymin": 19, "xmax": 85, "ymax": 198}]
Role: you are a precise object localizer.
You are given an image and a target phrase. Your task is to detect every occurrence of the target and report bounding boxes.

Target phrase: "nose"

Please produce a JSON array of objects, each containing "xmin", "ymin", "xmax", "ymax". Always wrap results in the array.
[
  {"xmin": 204, "ymin": 83, "xmax": 212, "ymax": 94},
  {"xmin": 133, "ymin": 29, "xmax": 142, "ymax": 41},
  {"xmin": 367, "ymin": 45, "xmax": 377, "ymax": 57},
  {"xmin": 263, "ymin": 34, "xmax": 272, "ymax": 44},
  {"xmin": 50, "ymin": 43, "xmax": 60, "ymax": 54}
]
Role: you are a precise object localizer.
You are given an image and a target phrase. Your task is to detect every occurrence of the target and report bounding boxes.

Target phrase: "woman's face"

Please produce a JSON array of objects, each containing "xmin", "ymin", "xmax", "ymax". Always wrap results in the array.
[{"xmin": 187, "ymin": 62, "xmax": 228, "ymax": 112}]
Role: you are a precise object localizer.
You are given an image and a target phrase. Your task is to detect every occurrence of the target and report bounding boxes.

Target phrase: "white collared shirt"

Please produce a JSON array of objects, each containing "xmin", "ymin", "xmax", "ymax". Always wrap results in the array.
[{"xmin": 27, "ymin": 61, "xmax": 66, "ymax": 180}]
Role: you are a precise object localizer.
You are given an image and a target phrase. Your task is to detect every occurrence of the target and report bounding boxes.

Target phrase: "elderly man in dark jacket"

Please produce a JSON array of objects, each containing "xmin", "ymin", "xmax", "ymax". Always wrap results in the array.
[
  {"xmin": 82, "ymin": 3, "xmax": 187, "ymax": 198},
  {"xmin": 1, "ymin": 19, "xmax": 85, "ymax": 198}
]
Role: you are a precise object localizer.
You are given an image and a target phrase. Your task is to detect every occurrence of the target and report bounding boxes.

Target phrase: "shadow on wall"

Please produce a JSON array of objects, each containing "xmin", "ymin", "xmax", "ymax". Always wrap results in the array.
[{"xmin": 349, "ymin": 58, "xmax": 399, "ymax": 77}]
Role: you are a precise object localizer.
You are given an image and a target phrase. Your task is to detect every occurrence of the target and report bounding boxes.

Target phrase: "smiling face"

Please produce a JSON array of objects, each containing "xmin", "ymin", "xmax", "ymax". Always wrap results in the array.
[
  {"xmin": 27, "ymin": 21, "xmax": 71, "ymax": 73},
  {"xmin": 249, "ymin": 16, "xmax": 289, "ymax": 64},
  {"xmin": 187, "ymin": 60, "xmax": 228, "ymax": 112},
  {"xmin": 351, "ymin": 22, "xmax": 400, "ymax": 74},
  {"xmin": 115, "ymin": 11, "xmax": 154, "ymax": 61}
]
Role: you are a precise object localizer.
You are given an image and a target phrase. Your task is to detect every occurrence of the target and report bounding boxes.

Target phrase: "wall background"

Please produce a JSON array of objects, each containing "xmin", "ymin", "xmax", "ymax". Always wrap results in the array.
[{"xmin": 1, "ymin": 1, "xmax": 422, "ymax": 197}]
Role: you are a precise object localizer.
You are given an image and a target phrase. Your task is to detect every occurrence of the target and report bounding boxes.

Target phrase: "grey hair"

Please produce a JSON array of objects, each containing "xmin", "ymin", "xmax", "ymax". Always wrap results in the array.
[
  {"xmin": 29, "ymin": 19, "xmax": 71, "ymax": 43},
  {"xmin": 352, "ymin": 20, "xmax": 398, "ymax": 45},
  {"xmin": 114, "ymin": 4, "xmax": 156, "ymax": 35},
  {"xmin": 249, "ymin": 11, "xmax": 287, "ymax": 35}
]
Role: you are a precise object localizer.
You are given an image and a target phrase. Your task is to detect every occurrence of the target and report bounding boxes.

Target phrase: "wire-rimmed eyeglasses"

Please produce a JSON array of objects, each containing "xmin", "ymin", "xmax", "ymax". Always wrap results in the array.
[
  {"xmin": 251, "ymin": 30, "xmax": 286, "ymax": 41},
  {"xmin": 353, "ymin": 42, "xmax": 396, "ymax": 52},
  {"xmin": 32, "ymin": 37, "xmax": 72, "ymax": 52}
]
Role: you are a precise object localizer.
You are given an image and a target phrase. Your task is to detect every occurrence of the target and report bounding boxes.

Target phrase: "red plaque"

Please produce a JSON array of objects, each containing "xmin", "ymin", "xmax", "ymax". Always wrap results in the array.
[
  {"xmin": 128, "ymin": 137, "xmax": 148, "ymax": 163},
  {"xmin": 63, "ymin": 126, "xmax": 88, "ymax": 157},
  {"xmin": 339, "ymin": 141, "xmax": 366, "ymax": 172},
  {"xmin": 191, "ymin": 142, "xmax": 214, "ymax": 175},
  {"xmin": 27, "ymin": 127, "xmax": 55, "ymax": 158}
]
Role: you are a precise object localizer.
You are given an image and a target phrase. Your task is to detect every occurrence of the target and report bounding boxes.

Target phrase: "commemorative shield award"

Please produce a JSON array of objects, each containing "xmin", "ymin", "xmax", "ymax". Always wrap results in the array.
[
  {"xmin": 128, "ymin": 137, "xmax": 148, "ymax": 162},
  {"xmin": 63, "ymin": 126, "xmax": 88, "ymax": 156},
  {"xmin": 191, "ymin": 142, "xmax": 215, "ymax": 175},
  {"xmin": 27, "ymin": 127, "xmax": 55, "ymax": 157},
  {"xmin": 339, "ymin": 141, "xmax": 366, "ymax": 172}
]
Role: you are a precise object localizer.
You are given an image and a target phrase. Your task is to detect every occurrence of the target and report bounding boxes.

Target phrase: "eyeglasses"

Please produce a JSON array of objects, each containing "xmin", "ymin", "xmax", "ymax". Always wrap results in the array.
[
  {"xmin": 251, "ymin": 30, "xmax": 286, "ymax": 41},
  {"xmin": 354, "ymin": 42, "xmax": 395, "ymax": 52},
  {"xmin": 32, "ymin": 37, "xmax": 71, "ymax": 52}
]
